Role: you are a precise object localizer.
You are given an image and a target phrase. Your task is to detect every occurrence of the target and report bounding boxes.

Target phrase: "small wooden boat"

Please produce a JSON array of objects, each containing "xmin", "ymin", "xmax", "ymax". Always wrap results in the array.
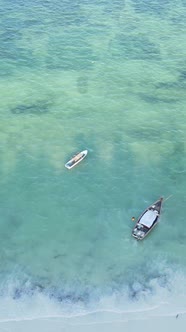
[
  {"xmin": 132, "ymin": 197, "xmax": 163, "ymax": 240},
  {"xmin": 65, "ymin": 150, "xmax": 88, "ymax": 169}
]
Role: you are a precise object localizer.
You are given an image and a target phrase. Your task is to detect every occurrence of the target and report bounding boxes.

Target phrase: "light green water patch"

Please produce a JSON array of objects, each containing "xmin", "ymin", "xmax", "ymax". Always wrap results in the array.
[
  {"xmin": 0, "ymin": 86, "xmax": 185, "ymax": 178},
  {"xmin": 0, "ymin": 133, "xmax": 185, "ymax": 288},
  {"xmin": 0, "ymin": 50, "xmax": 185, "ymax": 181}
]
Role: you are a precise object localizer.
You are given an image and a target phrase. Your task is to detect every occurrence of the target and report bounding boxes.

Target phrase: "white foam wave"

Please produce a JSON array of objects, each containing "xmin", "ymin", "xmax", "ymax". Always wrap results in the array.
[{"xmin": 0, "ymin": 267, "xmax": 186, "ymax": 325}]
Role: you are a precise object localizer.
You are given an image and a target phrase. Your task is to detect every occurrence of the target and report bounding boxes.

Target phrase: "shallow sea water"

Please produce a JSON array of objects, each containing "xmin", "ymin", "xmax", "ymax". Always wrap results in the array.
[{"xmin": 0, "ymin": 0, "xmax": 186, "ymax": 330}]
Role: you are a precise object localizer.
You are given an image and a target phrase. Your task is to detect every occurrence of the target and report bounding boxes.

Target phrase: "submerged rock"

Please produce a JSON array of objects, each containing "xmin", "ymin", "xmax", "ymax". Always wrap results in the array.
[{"xmin": 11, "ymin": 102, "xmax": 50, "ymax": 115}]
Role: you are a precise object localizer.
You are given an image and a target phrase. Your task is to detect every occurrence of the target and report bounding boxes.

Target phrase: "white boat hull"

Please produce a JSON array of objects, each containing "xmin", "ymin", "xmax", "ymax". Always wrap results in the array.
[{"xmin": 65, "ymin": 150, "xmax": 88, "ymax": 169}]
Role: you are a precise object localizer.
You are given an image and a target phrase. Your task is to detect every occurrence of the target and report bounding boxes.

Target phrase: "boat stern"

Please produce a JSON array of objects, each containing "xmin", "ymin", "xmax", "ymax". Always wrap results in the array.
[{"xmin": 132, "ymin": 226, "xmax": 146, "ymax": 240}]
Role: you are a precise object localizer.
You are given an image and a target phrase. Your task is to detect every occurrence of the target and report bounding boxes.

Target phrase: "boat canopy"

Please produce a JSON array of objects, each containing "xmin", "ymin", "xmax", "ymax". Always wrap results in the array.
[{"xmin": 139, "ymin": 209, "xmax": 158, "ymax": 228}]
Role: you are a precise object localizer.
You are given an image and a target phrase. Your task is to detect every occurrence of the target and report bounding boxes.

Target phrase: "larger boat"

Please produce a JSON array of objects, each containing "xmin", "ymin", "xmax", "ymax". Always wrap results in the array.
[
  {"xmin": 65, "ymin": 150, "xmax": 88, "ymax": 169},
  {"xmin": 132, "ymin": 197, "xmax": 163, "ymax": 240}
]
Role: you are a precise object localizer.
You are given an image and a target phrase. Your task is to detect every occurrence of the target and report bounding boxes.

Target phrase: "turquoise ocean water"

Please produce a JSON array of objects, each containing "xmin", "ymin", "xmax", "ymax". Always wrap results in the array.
[{"xmin": 0, "ymin": 0, "xmax": 186, "ymax": 329}]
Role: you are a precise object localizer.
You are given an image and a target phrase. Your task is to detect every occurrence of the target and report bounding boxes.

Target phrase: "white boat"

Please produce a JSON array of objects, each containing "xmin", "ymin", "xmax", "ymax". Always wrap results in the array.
[
  {"xmin": 65, "ymin": 150, "xmax": 88, "ymax": 169},
  {"xmin": 132, "ymin": 197, "xmax": 163, "ymax": 240}
]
